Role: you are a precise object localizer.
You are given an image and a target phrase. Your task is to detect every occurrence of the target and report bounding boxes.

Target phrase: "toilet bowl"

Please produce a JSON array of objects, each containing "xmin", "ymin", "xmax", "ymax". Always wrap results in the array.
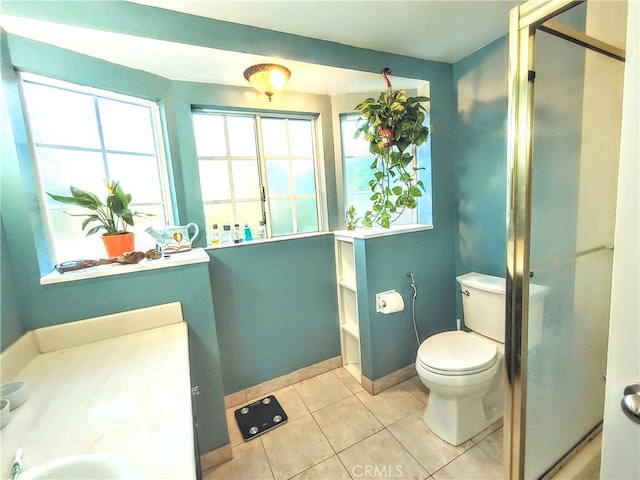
[
  {"xmin": 415, "ymin": 272, "xmax": 509, "ymax": 446},
  {"xmin": 415, "ymin": 272, "xmax": 546, "ymax": 446},
  {"xmin": 416, "ymin": 330, "xmax": 504, "ymax": 446}
]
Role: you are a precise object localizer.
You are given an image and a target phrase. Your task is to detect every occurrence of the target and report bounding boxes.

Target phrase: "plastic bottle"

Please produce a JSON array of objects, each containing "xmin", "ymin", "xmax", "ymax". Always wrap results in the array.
[
  {"xmin": 257, "ymin": 221, "xmax": 267, "ymax": 240},
  {"xmin": 232, "ymin": 223, "xmax": 243, "ymax": 244},
  {"xmin": 244, "ymin": 223, "xmax": 253, "ymax": 242},
  {"xmin": 222, "ymin": 225, "xmax": 232, "ymax": 244},
  {"xmin": 211, "ymin": 224, "xmax": 221, "ymax": 246}
]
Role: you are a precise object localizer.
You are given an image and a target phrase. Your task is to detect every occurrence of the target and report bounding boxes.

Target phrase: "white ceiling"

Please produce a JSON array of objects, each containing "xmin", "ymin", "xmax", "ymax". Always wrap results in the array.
[{"xmin": 0, "ymin": 1, "xmax": 521, "ymax": 95}]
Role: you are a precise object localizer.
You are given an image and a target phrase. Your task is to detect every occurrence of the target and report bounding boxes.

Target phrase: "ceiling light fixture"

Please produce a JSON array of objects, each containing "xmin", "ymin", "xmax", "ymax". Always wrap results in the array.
[{"xmin": 243, "ymin": 63, "xmax": 291, "ymax": 101}]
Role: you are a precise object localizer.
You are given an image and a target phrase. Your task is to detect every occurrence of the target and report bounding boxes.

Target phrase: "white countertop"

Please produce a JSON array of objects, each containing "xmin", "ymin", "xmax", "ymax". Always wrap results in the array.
[{"xmin": 0, "ymin": 304, "xmax": 196, "ymax": 479}]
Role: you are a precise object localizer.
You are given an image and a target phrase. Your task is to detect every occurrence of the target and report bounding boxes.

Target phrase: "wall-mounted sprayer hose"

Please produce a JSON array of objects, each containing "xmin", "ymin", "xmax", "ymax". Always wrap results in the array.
[{"xmin": 408, "ymin": 272, "xmax": 420, "ymax": 345}]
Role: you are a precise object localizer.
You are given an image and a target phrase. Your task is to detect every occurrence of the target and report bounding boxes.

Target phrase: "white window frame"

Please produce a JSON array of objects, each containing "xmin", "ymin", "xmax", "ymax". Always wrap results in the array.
[
  {"xmin": 20, "ymin": 73, "xmax": 173, "ymax": 262},
  {"xmin": 193, "ymin": 109, "xmax": 325, "ymax": 243},
  {"xmin": 340, "ymin": 113, "xmax": 419, "ymax": 225}
]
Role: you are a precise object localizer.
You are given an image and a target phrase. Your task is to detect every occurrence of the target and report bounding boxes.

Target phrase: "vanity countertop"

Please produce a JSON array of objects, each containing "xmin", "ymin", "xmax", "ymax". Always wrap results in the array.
[{"xmin": 0, "ymin": 308, "xmax": 196, "ymax": 479}]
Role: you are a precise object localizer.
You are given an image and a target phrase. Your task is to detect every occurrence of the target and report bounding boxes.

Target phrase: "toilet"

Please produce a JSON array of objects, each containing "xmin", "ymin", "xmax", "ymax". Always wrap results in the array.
[{"xmin": 415, "ymin": 272, "xmax": 509, "ymax": 446}]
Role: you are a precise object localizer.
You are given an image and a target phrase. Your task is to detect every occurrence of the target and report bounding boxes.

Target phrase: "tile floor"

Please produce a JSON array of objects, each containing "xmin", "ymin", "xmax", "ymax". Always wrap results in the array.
[{"xmin": 204, "ymin": 367, "xmax": 504, "ymax": 480}]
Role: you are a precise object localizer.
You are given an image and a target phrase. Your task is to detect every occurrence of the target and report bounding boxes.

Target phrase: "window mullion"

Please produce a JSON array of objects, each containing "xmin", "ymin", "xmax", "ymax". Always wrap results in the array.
[
  {"xmin": 254, "ymin": 116, "xmax": 269, "ymax": 233},
  {"xmin": 93, "ymin": 96, "xmax": 111, "ymax": 182},
  {"xmin": 285, "ymin": 119, "xmax": 299, "ymax": 234},
  {"xmin": 222, "ymin": 116, "xmax": 238, "ymax": 224}
]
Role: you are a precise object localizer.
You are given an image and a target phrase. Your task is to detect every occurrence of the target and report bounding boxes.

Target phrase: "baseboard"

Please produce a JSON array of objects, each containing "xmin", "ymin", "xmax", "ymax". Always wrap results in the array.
[
  {"xmin": 362, "ymin": 364, "xmax": 418, "ymax": 395},
  {"xmin": 224, "ymin": 355, "xmax": 343, "ymax": 408}
]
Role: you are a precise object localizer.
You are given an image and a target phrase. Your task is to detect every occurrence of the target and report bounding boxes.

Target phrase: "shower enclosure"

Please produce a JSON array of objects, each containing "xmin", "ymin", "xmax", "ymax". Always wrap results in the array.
[{"xmin": 505, "ymin": 0, "xmax": 626, "ymax": 478}]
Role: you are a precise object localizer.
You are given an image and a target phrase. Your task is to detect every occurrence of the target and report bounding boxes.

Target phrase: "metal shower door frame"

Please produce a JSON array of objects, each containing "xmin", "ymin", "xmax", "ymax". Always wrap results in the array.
[{"xmin": 505, "ymin": 0, "xmax": 625, "ymax": 477}]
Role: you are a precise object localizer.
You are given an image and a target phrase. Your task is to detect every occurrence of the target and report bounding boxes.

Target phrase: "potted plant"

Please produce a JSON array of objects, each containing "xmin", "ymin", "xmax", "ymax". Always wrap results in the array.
[
  {"xmin": 47, "ymin": 180, "xmax": 150, "ymax": 257},
  {"xmin": 345, "ymin": 205, "xmax": 360, "ymax": 231},
  {"xmin": 353, "ymin": 69, "xmax": 430, "ymax": 228}
]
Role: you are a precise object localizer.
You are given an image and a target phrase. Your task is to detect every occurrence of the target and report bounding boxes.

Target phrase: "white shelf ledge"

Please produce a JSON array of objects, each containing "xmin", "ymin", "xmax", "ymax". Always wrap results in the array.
[
  {"xmin": 334, "ymin": 223, "xmax": 432, "ymax": 240},
  {"xmin": 340, "ymin": 322, "xmax": 360, "ymax": 340}
]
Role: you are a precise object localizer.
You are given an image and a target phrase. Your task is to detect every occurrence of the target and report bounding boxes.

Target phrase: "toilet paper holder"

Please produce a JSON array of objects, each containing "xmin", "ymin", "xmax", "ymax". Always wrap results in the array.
[{"xmin": 376, "ymin": 290, "xmax": 404, "ymax": 314}]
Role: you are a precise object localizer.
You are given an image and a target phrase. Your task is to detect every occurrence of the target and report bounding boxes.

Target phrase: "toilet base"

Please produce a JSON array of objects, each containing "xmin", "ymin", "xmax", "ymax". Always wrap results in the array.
[{"xmin": 423, "ymin": 390, "xmax": 502, "ymax": 446}]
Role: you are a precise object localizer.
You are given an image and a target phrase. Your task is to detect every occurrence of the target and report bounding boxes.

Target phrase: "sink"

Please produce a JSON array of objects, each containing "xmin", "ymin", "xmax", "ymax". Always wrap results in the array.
[{"xmin": 19, "ymin": 453, "xmax": 137, "ymax": 479}]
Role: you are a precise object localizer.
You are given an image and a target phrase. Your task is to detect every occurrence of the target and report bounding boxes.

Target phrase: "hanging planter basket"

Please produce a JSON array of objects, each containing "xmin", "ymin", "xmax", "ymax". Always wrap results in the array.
[{"xmin": 353, "ymin": 68, "xmax": 431, "ymax": 228}]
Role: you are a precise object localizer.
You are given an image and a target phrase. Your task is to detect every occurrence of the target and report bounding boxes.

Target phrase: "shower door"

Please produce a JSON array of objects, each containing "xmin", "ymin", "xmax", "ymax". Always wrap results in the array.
[{"xmin": 506, "ymin": 0, "xmax": 627, "ymax": 478}]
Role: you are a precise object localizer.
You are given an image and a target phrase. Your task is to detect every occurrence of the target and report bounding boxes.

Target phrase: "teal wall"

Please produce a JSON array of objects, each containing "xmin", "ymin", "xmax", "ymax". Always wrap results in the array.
[
  {"xmin": 0, "ymin": 220, "xmax": 23, "ymax": 350},
  {"xmin": 0, "ymin": 0, "xmax": 477, "ymax": 458},
  {"xmin": 452, "ymin": 36, "xmax": 510, "ymax": 320},
  {"xmin": 356, "ymin": 229, "xmax": 455, "ymax": 380},
  {"xmin": 209, "ymin": 235, "xmax": 340, "ymax": 394}
]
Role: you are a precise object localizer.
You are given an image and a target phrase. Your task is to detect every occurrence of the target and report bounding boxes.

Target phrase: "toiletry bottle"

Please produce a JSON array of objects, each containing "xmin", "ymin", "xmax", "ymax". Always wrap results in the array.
[
  {"xmin": 232, "ymin": 223, "xmax": 243, "ymax": 244},
  {"xmin": 211, "ymin": 224, "xmax": 221, "ymax": 246},
  {"xmin": 257, "ymin": 221, "xmax": 267, "ymax": 240},
  {"xmin": 222, "ymin": 225, "xmax": 232, "ymax": 244},
  {"xmin": 244, "ymin": 223, "xmax": 253, "ymax": 242}
]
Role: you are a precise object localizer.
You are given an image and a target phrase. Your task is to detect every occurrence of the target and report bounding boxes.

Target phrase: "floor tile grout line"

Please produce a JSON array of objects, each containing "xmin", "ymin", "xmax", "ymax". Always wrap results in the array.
[
  {"xmin": 258, "ymin": 436, "xmax": 276, "ymax": 480},
  {"xmin": 385, "ymin": 422, "xmax": 438, "ymax": 477}
]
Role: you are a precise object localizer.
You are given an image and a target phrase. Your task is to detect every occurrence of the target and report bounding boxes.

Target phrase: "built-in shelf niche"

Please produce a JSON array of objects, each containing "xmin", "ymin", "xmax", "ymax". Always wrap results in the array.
[{"xmin": 334, "ymin": 235, "xmax": 361, "ymax": 382}]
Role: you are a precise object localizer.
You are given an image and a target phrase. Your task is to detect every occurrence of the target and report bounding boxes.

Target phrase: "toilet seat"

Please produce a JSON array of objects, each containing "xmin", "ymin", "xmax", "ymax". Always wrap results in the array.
[{"xmin": 417, "ymin": 331, "xmax": 498, "ymax": 376}]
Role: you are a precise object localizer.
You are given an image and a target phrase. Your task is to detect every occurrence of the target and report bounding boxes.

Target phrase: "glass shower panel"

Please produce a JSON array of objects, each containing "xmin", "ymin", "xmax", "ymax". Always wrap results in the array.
[{"xmin": 525, "ymin": 7, "xmax": 624, "ymax": 477}]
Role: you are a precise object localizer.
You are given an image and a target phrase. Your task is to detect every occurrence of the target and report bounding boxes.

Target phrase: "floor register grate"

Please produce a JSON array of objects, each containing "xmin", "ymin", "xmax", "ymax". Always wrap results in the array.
[{"xmin": 234, "ymin": 395, "xmax": 288, "ymax": 441}]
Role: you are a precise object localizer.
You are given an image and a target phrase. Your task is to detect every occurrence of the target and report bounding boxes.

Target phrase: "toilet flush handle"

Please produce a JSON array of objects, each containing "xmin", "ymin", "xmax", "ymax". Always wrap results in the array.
[{"xmin": 461, "ymin": 289, "xmax": 470, "ymax": 296}]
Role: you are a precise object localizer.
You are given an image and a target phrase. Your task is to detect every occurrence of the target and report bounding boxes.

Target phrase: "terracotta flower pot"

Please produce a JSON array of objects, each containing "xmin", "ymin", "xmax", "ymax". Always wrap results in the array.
[{"xmin": 102, "ymin": 232, "xmax": 135, "ymax": 257}]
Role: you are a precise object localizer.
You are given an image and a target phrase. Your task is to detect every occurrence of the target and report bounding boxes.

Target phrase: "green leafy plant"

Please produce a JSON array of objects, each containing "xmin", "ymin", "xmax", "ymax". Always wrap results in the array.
[
  {"xmin": 354, "ymin": 86, "xmax": 430, "ymax": 228},
  {"xmin": 345, "ymin": 205, "xmax": 360, "ymax": 230},
  {"xmin": 47, "ymin": 180, "xmax": 150, "ymax": 236}
]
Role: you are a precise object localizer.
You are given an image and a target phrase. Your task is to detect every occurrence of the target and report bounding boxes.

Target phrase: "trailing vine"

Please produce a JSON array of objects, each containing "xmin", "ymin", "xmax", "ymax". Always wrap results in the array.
[{"xmin": 353, "ymin": 69, "xmax": 430, "ymax": 228}]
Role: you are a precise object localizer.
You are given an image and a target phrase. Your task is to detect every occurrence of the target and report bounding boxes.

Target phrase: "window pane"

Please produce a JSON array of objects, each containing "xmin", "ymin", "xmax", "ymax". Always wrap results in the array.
[
  {"xmin": 265, "ymin": 159, "xmax": 291, "ymax": 196},
  {"xmin": 227, "ymin": 116, "xmax": 256, "ymax": 157},
  {"xmin": 234, "ymin": 201, "xmax": 263, "ymax": 233},
  {"xmin": 345, "ymin": 156, "xmax": 375, "ymax": 193},
  {"xmin": 341, "ymin": 117, "xmax": 371, "ymax": 157},
  {"xmin": 347, "ymin": 192, "xmax": 374, "ymax": 221},
  {"xmin": 36, "ymin": 148, "xmax": 105, "ymax": 203},
  {"xmin": 47, "ymin": 208, "xmax": 104, "ymax": 261},
  {"xmin": 292, "ymin": 159, "xmax": 316, "ymax": 195},
  {"xmin": 269, "ymin": 199, "xmax": 293, "ymax": 236},
  {"xmin": 98, "ymin": 98, "xmax": 155, "ymax": 154},
  {"xmin": 199, "ymin": 160, "xmax": 231, "ymax": 201},
  {"xmin": 296, "ymin": 198, "xmax": 318, "ymax": 233},
  {"xmin": 107, "ymin": 153, "xmax": 161, "ymax": 203},
  {"xmin": 231, "ymin": 160, "xmax": 260, "ymax": 199},
  {"xmin": 262, "ymin": 118, "xmax": 288, "ymax": 156},
  {"xmin": 192, "ymin": 114, "xmax": 226, "ymax": 157},
  {"xmin": 22, "ymin": 82, "xmax": 100, "ymax": 149},
  {"xmin": 203, "ymin": 203, "xmax": 234, "ymax": 243},
  {"xmin": 289, "ymin": 119, "xmax": 313, "ymax": 157}
]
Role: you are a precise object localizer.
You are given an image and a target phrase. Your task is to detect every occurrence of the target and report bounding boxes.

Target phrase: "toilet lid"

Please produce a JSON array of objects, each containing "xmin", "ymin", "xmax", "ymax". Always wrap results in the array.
[{"xmin": 418, "ymin": 331, "xmax": 498, "ymax": 376}]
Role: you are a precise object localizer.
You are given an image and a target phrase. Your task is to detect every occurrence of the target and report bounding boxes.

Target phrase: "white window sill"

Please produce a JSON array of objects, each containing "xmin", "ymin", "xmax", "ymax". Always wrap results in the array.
[
  {"xmin": 205, "ymin": 231, "xmax": 333, "ymax": 250},
  {"xmin": 40, "ymin": 248, "xmax": 210, "ymax": 285},
  {"xmin": 334, "ymin": 223, "xmax": 433, "ymax": 240}
]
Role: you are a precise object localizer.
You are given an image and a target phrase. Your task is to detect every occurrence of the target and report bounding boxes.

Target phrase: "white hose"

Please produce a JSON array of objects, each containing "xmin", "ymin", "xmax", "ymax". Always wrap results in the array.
[{"xmin": 408, "ymin": 272, "xmax": 420, "ymax": 345}]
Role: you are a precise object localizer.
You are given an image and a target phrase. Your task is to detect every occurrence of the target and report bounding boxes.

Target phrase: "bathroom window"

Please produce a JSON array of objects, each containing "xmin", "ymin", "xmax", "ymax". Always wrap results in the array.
[
  {"xmin": 192, "ymin": 110, "xmax": 321, "ymax": 242},
  {"xmin": 340, "ymin": 113, "xmax": 432, "ymax": 225},
  {"xmin": 20, "ymin": 74, "xmax": 172, "ymax": 262}
]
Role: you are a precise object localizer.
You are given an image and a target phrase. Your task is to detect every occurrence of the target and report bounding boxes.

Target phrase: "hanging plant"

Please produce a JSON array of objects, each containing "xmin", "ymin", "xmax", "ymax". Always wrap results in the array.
[{"xmin": 354, "ymin": 68, "xmax": 430, "ymax": 228}]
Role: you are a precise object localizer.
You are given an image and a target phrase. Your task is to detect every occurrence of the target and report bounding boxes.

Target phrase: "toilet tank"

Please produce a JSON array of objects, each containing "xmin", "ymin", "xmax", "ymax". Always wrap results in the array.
[{"xmin": 457, "ymin": 272, "xmax": 506, "ymax": 343}]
